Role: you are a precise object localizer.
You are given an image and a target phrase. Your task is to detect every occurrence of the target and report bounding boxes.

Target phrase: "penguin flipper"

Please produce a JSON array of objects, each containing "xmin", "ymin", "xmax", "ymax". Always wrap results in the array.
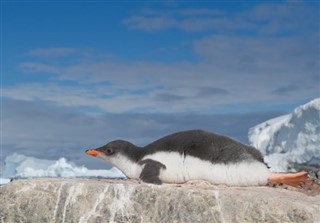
[
  {"xmin": 268, "ymin": 171, "xmax": 309, "ymax": 188},
  {"xmin": 139, "ymin": 159, "xmax": 166, "ymax": 185}
]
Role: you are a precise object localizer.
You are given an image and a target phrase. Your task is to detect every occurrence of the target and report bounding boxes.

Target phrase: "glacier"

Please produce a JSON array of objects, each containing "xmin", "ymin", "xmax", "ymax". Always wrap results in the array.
[{"xmin": 249, "ymin": 98, "xmax": 320, "ymax": 172}]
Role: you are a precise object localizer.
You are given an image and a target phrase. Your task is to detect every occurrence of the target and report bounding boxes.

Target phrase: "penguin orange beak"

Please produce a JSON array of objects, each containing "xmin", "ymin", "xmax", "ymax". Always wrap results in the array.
[{"xmin": 85, "ymin": 149, "xmax": 103, "ymax": 156}]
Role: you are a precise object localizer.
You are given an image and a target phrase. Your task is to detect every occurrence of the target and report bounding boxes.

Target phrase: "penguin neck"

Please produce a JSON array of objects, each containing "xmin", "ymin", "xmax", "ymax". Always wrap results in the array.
[{"xmin": 112, "ymin": 145, "xmax": 145, "ymax": 179}]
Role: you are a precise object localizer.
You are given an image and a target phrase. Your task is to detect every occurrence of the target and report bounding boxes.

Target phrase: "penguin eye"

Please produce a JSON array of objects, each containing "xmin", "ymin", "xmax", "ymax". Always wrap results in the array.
[{"xmin": 105, "ymin": 147, "xmax": 114, "ymax": 155}]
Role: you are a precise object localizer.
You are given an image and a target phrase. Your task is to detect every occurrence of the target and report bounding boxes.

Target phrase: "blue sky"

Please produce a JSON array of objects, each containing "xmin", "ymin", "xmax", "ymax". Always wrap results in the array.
[{"xmin": 1, "ymin": 1, "xmax": 319, "ymax": 169}]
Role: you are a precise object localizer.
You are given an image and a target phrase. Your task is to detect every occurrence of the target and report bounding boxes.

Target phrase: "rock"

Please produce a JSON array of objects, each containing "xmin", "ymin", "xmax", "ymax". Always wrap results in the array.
[{"xmin": 0, "ymin": 178, "xmax": 319, "ymax": 223}]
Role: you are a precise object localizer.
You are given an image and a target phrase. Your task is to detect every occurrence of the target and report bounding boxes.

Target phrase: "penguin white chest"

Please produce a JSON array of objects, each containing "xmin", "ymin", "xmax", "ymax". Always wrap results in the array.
[
  {"xmin": 142, "ymin": 151, "xmax": 201, "ymax": 183},
  {"xmin": 142, "ymin": 151, "xmax": 270, "ymax": 186}
]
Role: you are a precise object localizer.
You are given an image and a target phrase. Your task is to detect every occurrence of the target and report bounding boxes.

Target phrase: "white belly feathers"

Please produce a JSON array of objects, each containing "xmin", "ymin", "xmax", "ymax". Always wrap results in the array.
[
  {"xmin": 142, "ymin": 151, "xmax": 270, "ymax": 186},
  {"xmin": 105, "ymin": 151, "xmax": 270, "ymax": 186}
]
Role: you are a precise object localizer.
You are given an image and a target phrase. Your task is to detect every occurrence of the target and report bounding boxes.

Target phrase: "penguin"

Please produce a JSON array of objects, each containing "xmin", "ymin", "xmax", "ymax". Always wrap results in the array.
[{"xmin": 85, "ymin": 129, "xmax": 308, "ymax": 187}]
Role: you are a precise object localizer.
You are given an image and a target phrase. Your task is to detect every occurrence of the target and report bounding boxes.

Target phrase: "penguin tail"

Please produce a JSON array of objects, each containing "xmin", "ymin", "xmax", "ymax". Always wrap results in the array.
[{"xmin": 267, "ymin": 171, "xmax": 309, "ymax": 188}]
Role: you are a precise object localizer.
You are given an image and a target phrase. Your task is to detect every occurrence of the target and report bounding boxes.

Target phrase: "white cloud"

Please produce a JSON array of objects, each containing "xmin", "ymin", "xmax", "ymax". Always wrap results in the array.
[
  {"xmin": 4, "ymin": 2, "xmax": 318, "ymax": 115},
  {"xmin": 123, "ymin": 2, "xmax": 317, "ymax": 34},
  {"xmin": 27, "ymin": 47, "xmax": 93, "ymax": 57},
  {"xmin": 2, "ymin": 83, "xmax": 211, "ymax": 113},
  {"xmin": 123, "ymin": 15, "xmax": 177, "ymax": 31},
  {"xmin": 9, "ymin": 31, "xmax": 318, "ymax": 114},
  {"xmin": 177, "ymin": 8, "xmax": 225, "ymax": 17},
  {"xmin": 19, "ymin": 62, "xmax": 62, "ymax": 74}
]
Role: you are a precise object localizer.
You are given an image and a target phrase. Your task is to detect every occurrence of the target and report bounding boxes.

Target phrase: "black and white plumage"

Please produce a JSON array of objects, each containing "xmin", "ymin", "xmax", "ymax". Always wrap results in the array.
[{"xmin": 86, "ymin": 130, "xmax": 270, "ymax": 186}]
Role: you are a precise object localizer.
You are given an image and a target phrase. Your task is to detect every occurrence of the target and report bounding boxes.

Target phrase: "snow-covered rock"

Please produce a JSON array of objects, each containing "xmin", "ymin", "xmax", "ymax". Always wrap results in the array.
[{"xmin": 249, "ymin": 98, "xmax": 320, "ymax": 172}]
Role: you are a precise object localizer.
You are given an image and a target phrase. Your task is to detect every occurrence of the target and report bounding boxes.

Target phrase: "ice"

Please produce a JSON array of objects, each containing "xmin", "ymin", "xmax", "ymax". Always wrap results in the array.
[
  {"xmin": 1, "ymin": 153, "xmax": 126, "ymax": 183},
  {"xmin": 249, "ymin": 98, "xmax": 320, "ymax": 172},
  {"xmin": 0, "ymin": 178, "xmax": 11, "ymax": 186}
]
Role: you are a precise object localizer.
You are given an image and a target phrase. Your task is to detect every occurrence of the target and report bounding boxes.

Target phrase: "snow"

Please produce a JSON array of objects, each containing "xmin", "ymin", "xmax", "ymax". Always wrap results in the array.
[
  {"xmin": 1, "ymin": 153, "xmax": 126, "ymax": 185},
  {"xmin": 0, "ymin": 178, "xmax": 11, "ymax": 186},
  {"xmin": 249, "ymin": 98, "xmax": 320, "ymax": 172}
]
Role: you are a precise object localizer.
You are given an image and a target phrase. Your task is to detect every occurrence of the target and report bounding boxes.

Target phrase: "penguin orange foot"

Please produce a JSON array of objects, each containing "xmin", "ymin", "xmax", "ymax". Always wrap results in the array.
[{"xmin": 268, "ymin": 171, "xmax": 309, "ymax": 188}]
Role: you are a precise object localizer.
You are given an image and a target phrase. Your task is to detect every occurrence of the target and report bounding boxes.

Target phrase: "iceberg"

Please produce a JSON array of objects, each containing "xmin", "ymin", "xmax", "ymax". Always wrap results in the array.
[
  {"xmin": 0, "ymin": 178, "xmax": 11, "ymax": 186},
  {"xmin": 1, "ymin": 153, "xmax": 126, "ymax": 183},
  {"xmin": 249, "ymin": 98, "xmax": 320, "ymax": 172}
]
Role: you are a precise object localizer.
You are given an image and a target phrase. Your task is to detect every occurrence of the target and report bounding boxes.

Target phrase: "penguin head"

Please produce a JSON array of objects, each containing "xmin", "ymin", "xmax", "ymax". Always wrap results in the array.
[{"xmin": 85, "ymin": 140, "xmax": 138, "ymax": 163}]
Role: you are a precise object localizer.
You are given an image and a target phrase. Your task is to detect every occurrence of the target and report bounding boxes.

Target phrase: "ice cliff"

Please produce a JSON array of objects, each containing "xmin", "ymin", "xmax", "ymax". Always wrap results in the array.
[{"xmin": 249, "ymin": 98, "xmax": 320, "ymax": 172}]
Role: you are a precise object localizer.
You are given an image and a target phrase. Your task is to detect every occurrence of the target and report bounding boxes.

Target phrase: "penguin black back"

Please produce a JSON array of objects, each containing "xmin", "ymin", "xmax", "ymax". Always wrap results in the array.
[{"xmin": 143, "ymin": 129, "xmax": 264, "ymax": 164}]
